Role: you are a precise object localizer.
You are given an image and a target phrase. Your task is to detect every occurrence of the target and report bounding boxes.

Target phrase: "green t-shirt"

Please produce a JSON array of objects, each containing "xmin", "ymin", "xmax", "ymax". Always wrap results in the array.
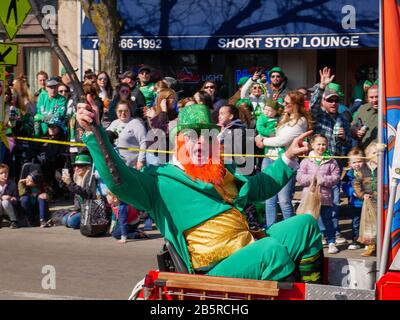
[
  {"xmin": 139, "ymin": 82, "xmax": 157, "ymax": 107},
  {"xmin": 35, "ymin": 91, "xmax": 67, "ymax": 135}
]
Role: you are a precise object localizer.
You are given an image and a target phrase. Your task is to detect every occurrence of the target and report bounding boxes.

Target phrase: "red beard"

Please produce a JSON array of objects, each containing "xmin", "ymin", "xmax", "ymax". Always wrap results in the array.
[{"xmin": 176, "ymin": 134, "xmax": 226, "ymax": 186}]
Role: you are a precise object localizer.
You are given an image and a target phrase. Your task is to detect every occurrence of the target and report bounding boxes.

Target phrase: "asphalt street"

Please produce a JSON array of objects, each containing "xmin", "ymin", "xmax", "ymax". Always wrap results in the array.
[
  {"xmin": 0, "ymin": 200, "xmax": 375, "ymax": 300},
  {"xmin": 0, "ymin": 223, "xmax": 164, "ymax": 300}
]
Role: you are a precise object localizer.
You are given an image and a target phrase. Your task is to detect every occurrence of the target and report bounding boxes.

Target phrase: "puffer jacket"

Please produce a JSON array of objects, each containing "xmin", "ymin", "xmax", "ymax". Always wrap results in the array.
[{"xmin": 296, "ymin": 151, "xmax": 341, "ymax": 206}]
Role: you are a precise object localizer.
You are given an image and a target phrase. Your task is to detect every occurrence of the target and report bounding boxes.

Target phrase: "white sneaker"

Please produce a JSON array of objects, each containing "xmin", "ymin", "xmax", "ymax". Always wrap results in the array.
[
  {"xmin": 348, "ymin": 243, "xmax": 361, "ymax": 250},
  {"xmin": 328, "ymin": 243, "xmax": 339, "ymax": 254},
  {"xmin": 322, "ymin": 238, "xmax": 327, "ymax": 246},
  {"xmin": 335, "ymin": 237, "xmax": 347, "ymax": 245}
]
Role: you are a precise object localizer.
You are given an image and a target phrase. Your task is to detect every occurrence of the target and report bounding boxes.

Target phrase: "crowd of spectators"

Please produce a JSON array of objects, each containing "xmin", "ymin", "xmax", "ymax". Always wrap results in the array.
[{"xmin": 0, "ymin": 64, "xmax": 378, "ymax": 253}]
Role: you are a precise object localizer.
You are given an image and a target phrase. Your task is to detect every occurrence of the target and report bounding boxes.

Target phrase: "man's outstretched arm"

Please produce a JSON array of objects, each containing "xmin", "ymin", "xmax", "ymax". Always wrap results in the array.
[{"xmin": 247, "ymin": 130, "xmax": 312, "ymax": 202}]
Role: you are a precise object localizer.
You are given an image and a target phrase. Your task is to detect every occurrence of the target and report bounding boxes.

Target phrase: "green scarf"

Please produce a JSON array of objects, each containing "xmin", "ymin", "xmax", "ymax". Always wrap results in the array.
[{"xmin": 314, "ymin": 150, "xmax": 332, "ymax": 166}]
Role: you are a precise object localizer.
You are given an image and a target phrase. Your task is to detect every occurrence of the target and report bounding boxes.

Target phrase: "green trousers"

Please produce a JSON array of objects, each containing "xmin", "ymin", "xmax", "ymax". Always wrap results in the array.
[{"xmin": 206, "ymin": 214, "xmax": 322, "ymax": 281}]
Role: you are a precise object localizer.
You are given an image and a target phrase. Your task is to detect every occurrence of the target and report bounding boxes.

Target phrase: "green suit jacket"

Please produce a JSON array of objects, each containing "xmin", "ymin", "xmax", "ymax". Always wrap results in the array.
[{"xmin": 83, "ymin": 126, "xmax": 295, "ymax": 273}]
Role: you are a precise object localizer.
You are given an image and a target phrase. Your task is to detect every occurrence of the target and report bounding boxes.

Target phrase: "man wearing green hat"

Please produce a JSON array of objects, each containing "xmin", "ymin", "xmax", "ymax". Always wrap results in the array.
[
  {"xmin": 76, "ymin": 102, "xmax": 323, "ymax": 283},
  {"xmin": 267, "ymin": 66, "xmax": 289, "ymax": 102}
]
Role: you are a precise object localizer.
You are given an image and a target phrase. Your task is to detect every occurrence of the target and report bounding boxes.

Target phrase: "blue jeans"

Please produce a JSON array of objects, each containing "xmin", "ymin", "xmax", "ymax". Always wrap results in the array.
[
  {"xmin": 349, "ymin": 206, "xmax": 362, "ymax": 241},
  {"xmin": 332, "ymin": 184, "xmax": 341, "ymax": 235},
  {"xmin": 112, "ymin": 224, "xmax": 140, "ymax": 239},
  {"xmin": 262, "ymin": 158, "xmax": 295, "ymax": 228},
  {"xmin": 20, "ymin": 195, "xmax": 48, "ymax": 222},
  {"xmin": 62, "ymin": 212, "xmax": 81, "ymax": 229},
  {"xmin": 318, "ymin": 205, "xmax": 336, "ymax": 244}
]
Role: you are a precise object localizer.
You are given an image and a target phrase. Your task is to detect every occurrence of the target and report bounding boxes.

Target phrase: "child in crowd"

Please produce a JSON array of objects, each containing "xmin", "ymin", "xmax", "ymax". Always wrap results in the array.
[
  {"xmin": 297, "ymin": 134, "xmax": 341, "ymax": 254},
  {"xmin": 256, "ymin": 98, "xmax": 284, "ymax": 159},
  {"xmin": 18, "ymin": 170, "xmax": 49, "ymax": 228},
  {"xmin": 0, "ymin": 164, "xmax": 19, "ymax": 229},
  {"xmin": 353, "ymin": 142, "xmax": 378, "ymax": 257},
  {"xmin": 106, "ymin": 191, "xmax": 148, "ymax": 244},
  {"xmin": 341, "ymin": 147, "xmax": 365, "ymax": 250}
]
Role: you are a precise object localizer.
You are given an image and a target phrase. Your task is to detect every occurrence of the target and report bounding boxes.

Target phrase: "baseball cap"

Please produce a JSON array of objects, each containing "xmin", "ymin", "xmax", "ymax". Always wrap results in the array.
[
  {"xmin": 323, "ymin": 82, "xmax": 343, "ymax": 99},
  {"xmin": 118, "ymin": 70, "xmax": 135, "ymax": 80},
  {"xmin": 323, "ymin": 87, "xmax": 339, "ymax": 99},
  {"xmin": 138, "ymin": 65, "xmax": 152, "ymax": 73},
  {"xmin": 46, "ymin": 77, "xmax": 59, "ymax": 87}
]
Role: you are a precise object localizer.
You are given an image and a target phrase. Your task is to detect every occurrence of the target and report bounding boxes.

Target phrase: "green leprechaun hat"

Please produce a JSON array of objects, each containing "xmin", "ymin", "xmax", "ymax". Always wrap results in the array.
[
  {"xmin": 73, "ymin": 154, "xmax": 92, "ymax": 165},
  {"xmin": 268, "ymin": 66, "xmax": 286, "ymax": 79},
  {"xmin": 177, "ymin": 104, "xmax": 220, "ymax": 133}
]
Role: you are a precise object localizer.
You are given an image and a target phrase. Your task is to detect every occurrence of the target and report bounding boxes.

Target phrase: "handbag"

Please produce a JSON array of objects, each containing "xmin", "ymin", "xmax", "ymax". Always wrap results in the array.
[
  {"xmin": 296, "ymin": 176, "xmax": 321, "ymax": 220},
  {"xmin": 357, "ymin": 198, "xmax": 377, "ymax": 245},
  {"xmin": 80, "ymin": 168, "xmax": 109, "ymax": 237}
]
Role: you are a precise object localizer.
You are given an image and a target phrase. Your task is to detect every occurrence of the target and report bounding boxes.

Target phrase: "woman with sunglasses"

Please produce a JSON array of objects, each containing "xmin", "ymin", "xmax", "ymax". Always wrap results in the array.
[
  {"xmin": 256, "ymin": 91, "xmax": 313, "ymax": 229},
  {"xmin": 106, "ymin": 83, "xmax": 137, "ymax": 127},
  {"xmin": 60, "ymin": 153, "xmax": 96, "ymax": 229},
  {"xmin": 201, "ymin": 81, "xmax": 226, "ymax": 122},
  {"xmin": 240, "ymin": 71, "xmax": 268, "ymax": 119},
  {"xmin": 107, "ymin": 101, "xmax": 147, "ymax": 171},
  {"xmin": 96, "ymin": 71, "xmax": 113, "ymax": 101}
]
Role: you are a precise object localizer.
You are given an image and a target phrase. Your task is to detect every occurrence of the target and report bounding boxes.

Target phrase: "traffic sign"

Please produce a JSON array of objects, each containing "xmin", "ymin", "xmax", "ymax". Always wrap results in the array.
[
  {"xmin": 0, "ymin": 0, "xmax": 32, "ymax": 40},
  {"xmin": 0, "ymin": 43, "xmax": 18, "ymax": 66}
]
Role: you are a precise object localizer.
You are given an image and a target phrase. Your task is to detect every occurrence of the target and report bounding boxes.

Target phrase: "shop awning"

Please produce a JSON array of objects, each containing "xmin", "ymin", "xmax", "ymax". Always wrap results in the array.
[{"xmin": 81, "ymin": 0, "xmax": 379, "ymax": 51}]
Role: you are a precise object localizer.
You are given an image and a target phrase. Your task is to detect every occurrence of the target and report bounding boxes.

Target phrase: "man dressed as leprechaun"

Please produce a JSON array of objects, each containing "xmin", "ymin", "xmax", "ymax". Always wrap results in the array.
[{"xmin": 76, "ymin": 102, "xmax": 323, "ymax": 283}]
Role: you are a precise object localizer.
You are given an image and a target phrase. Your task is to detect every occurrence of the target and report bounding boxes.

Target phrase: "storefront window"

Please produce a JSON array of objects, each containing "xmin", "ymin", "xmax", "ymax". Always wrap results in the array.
[{"xmin": 24, "ymin": 47, "xmax": 53, "ymax": 94}]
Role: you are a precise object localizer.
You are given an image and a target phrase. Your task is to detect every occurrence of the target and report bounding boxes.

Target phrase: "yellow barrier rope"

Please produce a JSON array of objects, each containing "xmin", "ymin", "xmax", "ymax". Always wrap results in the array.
[{"xmin": 14, "ymin": 136, "xmax": 376, "ymax": 160}]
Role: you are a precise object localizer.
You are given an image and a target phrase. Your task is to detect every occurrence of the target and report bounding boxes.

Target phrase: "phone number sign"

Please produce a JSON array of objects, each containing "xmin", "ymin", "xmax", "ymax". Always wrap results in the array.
[{"xmin": 85, "ymin": 38, "xmax": 163, "ymax": 50}]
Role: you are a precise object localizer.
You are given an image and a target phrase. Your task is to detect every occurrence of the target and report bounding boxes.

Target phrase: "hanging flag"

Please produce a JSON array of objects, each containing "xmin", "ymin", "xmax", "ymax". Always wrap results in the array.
[{"xmin": 382, "ymin": 0, "xmax": 400, "ymax": 261}]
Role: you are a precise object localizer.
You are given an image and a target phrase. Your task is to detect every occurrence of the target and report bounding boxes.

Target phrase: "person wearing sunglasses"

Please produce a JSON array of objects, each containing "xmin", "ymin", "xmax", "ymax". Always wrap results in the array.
[
  {"xmin": 266, "ymin": 66, "xmax": 289, "ymax": 102},
  {"xmin": 60, "ymin": 153, "xmax": 95, "ymax": 229},
  {"xmin": 138, "ymin": 65, "xmax": 157, "ymax": 108},
  {"xmin": 77, "ymin": 100, "xmax": 324, "ymax": 283},
  {"xmin": 107, "ymin": 83, "xmax": 139, "ymax": 127},
  {"xmin": 107, "ymin": 101, "xmax": 147, "ymax": 171},
  {"xmin": 97, "ymin": 71, "xmax": 113, "ymax": 102},
  {"xmin": 240, "ymin": 71, "xmax": 268, "ymax": 119},
  {"xmin": 310, "ymin": 67, "xmax": 352, "ymax": 246},
  {"xmin": 201, "ymin": 81, "xmax": 226, "ymax": 122},
  {"xmin": 310, "ymin": 67, "xmax": 351, "ymax": 159}
]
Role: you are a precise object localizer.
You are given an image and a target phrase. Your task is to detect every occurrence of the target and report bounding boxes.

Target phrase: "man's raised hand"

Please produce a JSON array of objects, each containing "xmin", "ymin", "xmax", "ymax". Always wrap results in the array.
[
  {"xmin": 76, "ymin": 94, "xmax": 100, "ymax": 133},
  {"xmin": 319, "ymin": 67, "xmax": 335, "ymax": 89}
]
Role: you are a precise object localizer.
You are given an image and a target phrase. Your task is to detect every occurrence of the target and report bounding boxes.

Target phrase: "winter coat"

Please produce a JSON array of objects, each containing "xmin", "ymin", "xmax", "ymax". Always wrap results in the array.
[
  {"xmin": 296, "ymin": 151, "xmax": 341, "ymax": 206},
  {"xmin": 353, "ymin": 162, "xmax": 378, "ymax": 203},
  {"xmin": 66, "ymin": 169, "xmax": 97, "ymax": 211},
  {"xmin": 341, "ymin": 167, "xmax": 363, "ymax": 208},
  {"xmin": 0, "ymin": 180, "xmax": 18, "ymax": 204}
]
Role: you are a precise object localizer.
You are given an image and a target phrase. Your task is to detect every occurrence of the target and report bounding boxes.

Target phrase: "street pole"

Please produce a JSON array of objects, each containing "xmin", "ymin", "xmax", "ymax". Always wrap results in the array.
[{"xmin": 377, "ymin": 0, "xmax": 383, "ymax": 276}]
